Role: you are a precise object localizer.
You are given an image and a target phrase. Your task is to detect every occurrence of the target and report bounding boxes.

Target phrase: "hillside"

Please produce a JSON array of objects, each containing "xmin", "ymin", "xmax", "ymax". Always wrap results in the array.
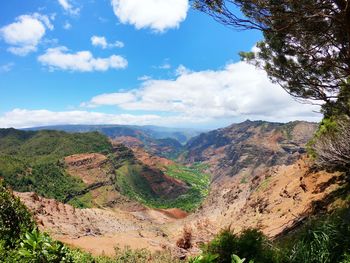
[
  {"xmin": 184, "ymin": 120, "xmax": 318, "ymax": 180},
  {"xmin": 0, "ymin": 129, "xmax": 112, "ymax": 204},
  {"xmin": 0, "ymin": 128, "xmax": 209, "ymax": 212},
  {"xmin": 25, "ymin": 124, "xmax": 203, "ymax": 159},
  {"xmin": 174, "ymin": 120, "xmax": 345, "ymax": 248}
]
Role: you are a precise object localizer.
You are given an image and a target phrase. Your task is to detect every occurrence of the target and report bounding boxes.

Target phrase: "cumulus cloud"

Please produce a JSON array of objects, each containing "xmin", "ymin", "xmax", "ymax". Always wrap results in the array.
[
  {"xmin": 0, "ymin": 13, "xmax": 53, "ymax": 56},
  {"xmin": 84, "ymin": 61, "xmax": 322, "ymax": 122},
  {"xmin": 58, "ymin": 0, "xmax": 80, "ymax": 15},
  {"xmin": 38, "ymin": 46, "xmax": 128, "ymax": 72},
  {"xmin": 91, "ymin": 35, "xmax": 124, "ymax": 49},
  {"xmin": 0, "ymin": 109, "xmax": 165, "ymax": 128},
  {"xmin": 111, "ymin": 0, "xmax": 189, "ymax": 32}
]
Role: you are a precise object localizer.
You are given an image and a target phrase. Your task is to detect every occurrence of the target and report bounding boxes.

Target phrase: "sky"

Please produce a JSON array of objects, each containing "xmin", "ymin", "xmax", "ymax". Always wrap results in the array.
[{"xmin": 0, "ymin": 0, "xmax": 322, "ymax": 129}]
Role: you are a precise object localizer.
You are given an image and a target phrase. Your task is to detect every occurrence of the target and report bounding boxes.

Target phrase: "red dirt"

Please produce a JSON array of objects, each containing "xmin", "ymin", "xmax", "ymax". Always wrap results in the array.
[
  {"xmin": 179, "ymin": 156, "xmax": 344, "ymax": 244},
  {"xmin": 64, "ymin": 153, "xmax": 108, "ymax": 184},
  {"xmin": 158, "ymin": 208, "xmax": 189, "ymax": 219}
]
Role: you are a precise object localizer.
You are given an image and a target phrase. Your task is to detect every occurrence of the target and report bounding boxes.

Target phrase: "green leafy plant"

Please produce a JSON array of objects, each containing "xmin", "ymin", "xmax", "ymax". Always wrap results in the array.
[
  {"xmin": 231, "ymin": 254, "xmax": 254, "ymax": 263},
  {"xmin": 189, "ymin": 254, "xmax": 219, "ymax": 263},
  {"xmin": 18, "ymin": 229, "xmax": 70, "ymax": 263}
]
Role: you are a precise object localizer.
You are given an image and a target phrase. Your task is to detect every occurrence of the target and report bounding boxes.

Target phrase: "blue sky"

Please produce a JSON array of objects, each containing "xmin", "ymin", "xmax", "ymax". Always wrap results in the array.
[{"xmin": 0, "ymin": 0, "xmax": 321, "ymax": 129}]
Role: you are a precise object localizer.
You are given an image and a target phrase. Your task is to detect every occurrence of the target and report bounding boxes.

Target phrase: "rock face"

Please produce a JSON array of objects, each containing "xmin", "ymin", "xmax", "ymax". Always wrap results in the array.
[
  {"xmin": 180, "ymin": 157, "xmax": 343, "ymax": 242},
  {"xmin": 177, "ymin": 121, "xmax": 344, "ymax": 244},
  {"xmin": 184, "ymin": 120, "xmax": 318, "ymax": 181}
]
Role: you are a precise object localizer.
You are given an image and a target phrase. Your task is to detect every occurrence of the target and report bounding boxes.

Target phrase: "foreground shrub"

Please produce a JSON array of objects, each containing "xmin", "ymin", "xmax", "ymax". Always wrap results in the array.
[
  {"xmin": 312, "ymin": 118, "xmax": 350, "ymax": 174},
  {"xmin": 0, "ymin": 182, "xmax": 35, "ymax": 248},
  {"xmin": 203, "ymin": 228, "xmax": 278, "ymax": 263},
  {"xmin": 340, "ymin": 254, "xmax": 350, "ymax": 263},
  {"xmin": 114, "ymin": 246, "xmax": 180, "ymax": 263},
  {"xmin": 18, "ymin": 229, "xmax": 70, "ymax": 263},
  {"xmin": 67, "ymin": 248, "xmax": 114, "ymax": 263},
  {"xmin": 280, "ymin": 209, "xmax": 350, "ymax": 263}
]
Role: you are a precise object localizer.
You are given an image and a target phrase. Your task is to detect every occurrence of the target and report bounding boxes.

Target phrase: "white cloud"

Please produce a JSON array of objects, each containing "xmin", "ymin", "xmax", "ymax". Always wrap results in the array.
[
  {"xmin": 84, "ymin": 61, "xmax": 322, "ymax": 122},
  {"xmin": 114, "ymin": 41, "xmax": 124, "ymax": 48},
  {"xmin": 91, "ymin": 35, "xmax": 124, "ymax": 49},
  {"xmin": 0, "ymin": 109, "xmax": 163, "ymax": 128},
  {"xmin": 138, "ymin": 75, "xmax": 151, "ymax": 81},
  {"xmin": 91, "ymin": 36, "xmax": 107, "ymax": 48},
  {"xmin": 111, "ymin": 0, "xmax": 189, "ymax": 32},
  {"xmin": 38, "ymin": 46, "xmax": 128, "ymax": 72},
  {"xmin": 158, "ymin": 63, "xmax": 171, "ymax": 69},
  {"xmin": 0, "ymin": 13, "xmax": 53, "ymax": 56},
  {"xmin": 58, "ymin": 0, "xmax": 80, "ymax": 15},
  {"xmin": 0, "ymin": 63, "xmax": 14, "ymax": 73},
  {"xmin": 86, "ymin": 93, "xmax": 136, "ymax": 107},
  {"xmin": 63, "ymin": 21, "xmax": 72, "ymax": 30}
]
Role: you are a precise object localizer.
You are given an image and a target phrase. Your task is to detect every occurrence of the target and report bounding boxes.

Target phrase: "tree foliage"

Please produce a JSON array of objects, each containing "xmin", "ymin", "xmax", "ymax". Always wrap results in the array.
[
  {"xmin": 193, "ymin": 0, "xmax": 350, "ymax": 116},
  {"xmin": 0, "ymin": 181, "xmax": 35, "ymax": 248}
]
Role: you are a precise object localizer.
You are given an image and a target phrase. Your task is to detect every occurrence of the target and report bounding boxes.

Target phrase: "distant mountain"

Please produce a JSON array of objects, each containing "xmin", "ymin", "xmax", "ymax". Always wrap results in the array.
[
  {"xmin": 24, "ymin": 124, "xmax": 203, "ymax": 144},
  {"xmin": 183, "ymin": 120, "xmax": 318, "ymax": 181},
  {"xmin": 24, "ymin": 124, "xmax": 204, "ymax": 159}
]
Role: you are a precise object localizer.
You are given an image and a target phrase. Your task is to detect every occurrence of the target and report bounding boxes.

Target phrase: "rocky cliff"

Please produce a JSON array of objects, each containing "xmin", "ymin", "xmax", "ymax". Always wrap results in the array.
[{"xmin": 184, "ymin": 120, "xmax": 318, "ymax": 181}]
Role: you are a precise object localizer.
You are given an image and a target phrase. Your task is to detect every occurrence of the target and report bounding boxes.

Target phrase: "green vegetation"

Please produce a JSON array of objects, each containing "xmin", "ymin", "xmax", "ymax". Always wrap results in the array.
[
  {"xmin": 67, "ymin": 192, "xmax": 94, "ymax": 208},
  {"xmin": 0, "ymin": 181, "xmax": 35, "ymax": 248},
  {"xmin": 115, "ymin": 162, "xmax": 210, "ymax": 212},
  {"xmin": 0, "ymin": 129, "xmax": 112, "ymax": 161},
  {"xmin": 0, "ymin": 129, "xmax": 112, "ymax": 207},
  {"xmin": 307, "ymin": 116, "xmax": 350, "ymax": 175},
  {"xmin": 307, "ymin": 118, "xmax": 338, "ymax": 159},
  {"xmin": 279, "ymin": 209, "xmax": 350, "ymax": 263},
  {"xmin": 198, "ymin": 229, "xmax": 278, "ymax": 263},
  {"xmin": 193, "ymin": 207, "xmax": 350, "ymax": 263},
  {"xmin": 163, "ymin": 163, "xmax": 210, "ymax": 210}
]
